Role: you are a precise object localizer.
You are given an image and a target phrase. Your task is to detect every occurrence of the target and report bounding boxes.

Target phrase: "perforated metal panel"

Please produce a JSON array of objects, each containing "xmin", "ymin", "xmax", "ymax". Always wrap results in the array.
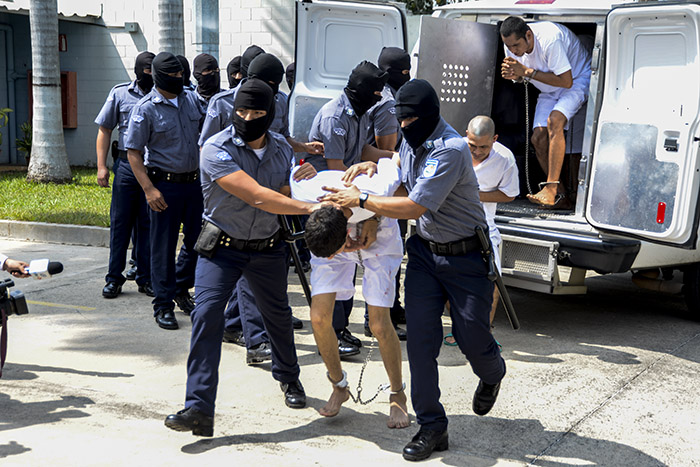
[{"xmin": 501, "ymin": 236, "xmax": 557, "ymax": 281}]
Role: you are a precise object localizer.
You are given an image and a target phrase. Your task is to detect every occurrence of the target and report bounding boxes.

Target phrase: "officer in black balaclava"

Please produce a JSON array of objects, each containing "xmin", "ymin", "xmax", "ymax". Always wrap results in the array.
[
  {"xmin": 193, "ymin": 53, "xmax": 222, "ymax": 103},
  {"xmin": 247, "ymin": 53, "xmax": 284, "ymax": 95},
  {"xmin": 378, "ymin": 47, "xmax": 411, "ymax": 96},
  {"xmin": 394, "ymin": 78, "xmax": 441, "ymax": 150},
  {"xmin": 285, "ymin": 62, "xmax": 295, "ymax": 91},
  {"xmin": 165, "ymin": 77, "xmax": 313, "ymax": 437},
  {"xmin": 344, "ymin": 60, "xmax": 388, "ymax": 117},
  {"xmin": 124, "ymin": 50, "xmax": 206, "ymax": 331},
  {"xmin": 94, "ymin": 50, "xmax": 157, "ymax": 301},
  {"xmin": 176, "ymin": 55, "xmax": 194, "ymax": 90},
  {"xmin": 240, "ymin": 45, "xmax": 265, "ymax": 77},
  {"xmin": 227, "ymin": 56, "xmax": 243, "ymax": 88}
]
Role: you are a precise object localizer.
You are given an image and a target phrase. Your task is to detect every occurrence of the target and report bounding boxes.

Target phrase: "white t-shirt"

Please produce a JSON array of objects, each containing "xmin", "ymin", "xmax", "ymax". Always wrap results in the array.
[
  {"xmin": 505, "ymin": 22, "xmax": 591, "ymax": 95},
  {"xmin": 290, "ymin": 158, "xmax": 401, "ymax": 224},
  {"xmin": 252, "ymin": 145, "xmax": 266, "ymax": 161},
  {"xmin": 168, "ymin": 96, "xmax": 179, "ymax": 107},
  {"xmin": 471, "ymin": 141, "xmax": 520, "ymax": 245}
]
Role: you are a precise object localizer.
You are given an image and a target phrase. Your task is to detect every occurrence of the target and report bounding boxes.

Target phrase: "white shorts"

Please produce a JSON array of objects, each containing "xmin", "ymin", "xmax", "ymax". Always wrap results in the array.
[
  {"xmin": 310, "ymin": 218, "xmax": 403, "ymax": 308},
  {"xmin": 534, "ymin": 84, "xmax": 588, "ymax": 130}
]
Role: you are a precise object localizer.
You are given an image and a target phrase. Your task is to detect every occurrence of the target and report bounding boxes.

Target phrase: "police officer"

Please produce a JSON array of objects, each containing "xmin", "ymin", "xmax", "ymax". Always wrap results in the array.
[
  {"xmin": 176, "ymin": 55, "xmax": 195, "ymax": 91},
  {"xmin": 193, "ymin": 53, "xmax": 223, "ymax": 106},
  {"xmin": 307, "ymin": 60, "xmax": 395, "ymax": 355},
  {"xmin": 164, "ymin": 79, "xmax": 318, "ymax": 437},
  {"xmin": 95, "ymin": 51, "xmax": 155, "ymax": 299},
  {"xmin": 322, "ymin": 79, "xmax": 507, "ymax": 462},
  {"xmin": 125, "ymin": 52, "xmax": 205, "ymax": 330},
  {"xmin": 226, "ymin": 56, "xmax": 243, "ymax": 89}
]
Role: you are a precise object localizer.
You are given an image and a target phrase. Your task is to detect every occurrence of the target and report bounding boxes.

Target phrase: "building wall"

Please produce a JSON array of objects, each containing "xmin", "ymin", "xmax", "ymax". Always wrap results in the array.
[{"xmin": 2, "ymin": 1, "xmax": 418, "ymax": 167}]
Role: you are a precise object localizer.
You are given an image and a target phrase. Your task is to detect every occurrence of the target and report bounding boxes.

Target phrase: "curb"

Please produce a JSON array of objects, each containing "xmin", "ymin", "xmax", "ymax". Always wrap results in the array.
[{"xmin": 0, "ymin": 220, "xmax": 110, "ymax": 247}]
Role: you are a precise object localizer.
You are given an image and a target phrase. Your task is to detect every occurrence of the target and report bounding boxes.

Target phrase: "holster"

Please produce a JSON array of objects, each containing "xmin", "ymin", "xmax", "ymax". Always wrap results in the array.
[
  {"xmin": 194, "ymin": 220, "xmax": 223, "ymax": 258},
  {"xmin": 111, "ymin": 140, "xmax": 119, "ymax": 163}
]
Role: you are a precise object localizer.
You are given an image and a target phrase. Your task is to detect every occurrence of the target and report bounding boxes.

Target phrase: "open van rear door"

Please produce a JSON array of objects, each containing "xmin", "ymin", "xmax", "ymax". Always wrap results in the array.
[
  {"xmin": 289, "ymin": 0, "xmax": 406, "ymax": 141},
  {"xmin": 586, "ymin": 3, "xmax": 700, "ymax": 247}
]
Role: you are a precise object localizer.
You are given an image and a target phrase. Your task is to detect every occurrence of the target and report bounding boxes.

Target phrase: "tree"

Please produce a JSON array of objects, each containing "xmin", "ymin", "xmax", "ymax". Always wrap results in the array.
[
  {"xmin": 158, "ymin": 0, "xmax": 185, "ymax": 56},
  {"xmin": 27, "ymin": 0, "xmax": 71, "ymax": 183}
]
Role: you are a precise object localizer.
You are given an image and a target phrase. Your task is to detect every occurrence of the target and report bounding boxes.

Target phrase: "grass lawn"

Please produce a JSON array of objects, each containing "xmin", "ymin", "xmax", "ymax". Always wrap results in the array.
[{"xmin": 0, "ymin": 167, "xmax": 111, "ymax": 227}]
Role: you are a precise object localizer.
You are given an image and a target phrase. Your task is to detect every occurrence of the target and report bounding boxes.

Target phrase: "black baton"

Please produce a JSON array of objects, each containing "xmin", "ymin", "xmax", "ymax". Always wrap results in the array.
[
  {"xmin": 475, "ymin": 226, "xmax": 520, "ymax": 330},
  {"xmin": 278, "ymin": 215, "xmax": 312, "ymax": 306}
]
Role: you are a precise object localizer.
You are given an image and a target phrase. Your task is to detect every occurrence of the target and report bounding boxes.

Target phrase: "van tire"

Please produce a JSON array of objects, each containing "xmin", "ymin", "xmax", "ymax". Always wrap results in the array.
[{"xmin": 683, "ymin": 263, "xmax": 700, "ymax": 320}]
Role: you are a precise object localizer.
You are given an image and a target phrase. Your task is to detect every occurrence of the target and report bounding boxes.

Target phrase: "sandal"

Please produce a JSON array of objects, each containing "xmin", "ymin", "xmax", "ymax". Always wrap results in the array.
[{"xmin": 443, "ymin": 333, "xmax": 458, "ymax": 346}]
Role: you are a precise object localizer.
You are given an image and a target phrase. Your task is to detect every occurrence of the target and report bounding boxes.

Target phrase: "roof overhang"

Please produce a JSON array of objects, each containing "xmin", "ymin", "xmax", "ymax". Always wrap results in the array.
[{"xmin": 0, "ymin": 0, "xmax": 102, "ymax": 23}]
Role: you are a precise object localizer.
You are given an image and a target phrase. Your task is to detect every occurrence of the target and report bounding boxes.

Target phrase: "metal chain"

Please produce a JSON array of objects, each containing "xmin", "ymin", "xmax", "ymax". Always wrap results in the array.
[{"xmin": 524, "ymin": 80, "xmax": 534, "ymax": 195}]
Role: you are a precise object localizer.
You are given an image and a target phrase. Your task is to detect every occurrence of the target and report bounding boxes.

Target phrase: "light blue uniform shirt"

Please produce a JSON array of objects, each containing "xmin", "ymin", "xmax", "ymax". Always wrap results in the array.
[
  {"xmin": 306, "ymin": 92, "xmax": 370, "ymax": 171},
  {"xmin": 400, "ymin": 117, "xmax": 487, "ymax": 243},
  {"xmin": 124, "ymin": 88, "xmax": 205, "ymax": 173},
  {"xmin": 200, "ymin": 126, "xmax": 293, "ymax": 240},
  {"xmin": 94, "ymin": 80, "xmax": 146, "ymax": 151},
  {"xmin": 366, "ymin": 84, "xmax": 399, "ymax": 145}
]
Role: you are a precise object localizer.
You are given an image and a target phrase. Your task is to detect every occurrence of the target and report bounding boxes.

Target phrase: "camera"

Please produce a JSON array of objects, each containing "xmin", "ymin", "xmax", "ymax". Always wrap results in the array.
[{"xmin": 0, "ymin": 278, "xmax": 29, "ymax": 321}]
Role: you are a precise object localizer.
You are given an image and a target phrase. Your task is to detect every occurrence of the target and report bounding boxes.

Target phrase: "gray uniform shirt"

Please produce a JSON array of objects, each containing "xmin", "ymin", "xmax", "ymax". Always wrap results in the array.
[
  {"xmin": 200, "ymin": 127, "xmax": 293, "ymax": 240},
  {"xmin": 94, "ymin": 80, "xmax": 146, "ymax": 151},
  {"xmin": 306, "ymin": 92, "xmax": 370, "ymax": 171},
  {"xmin": 400, "ymin": 118, "xmax": 487, "ymax": 243},
  {"xmin": 124, "ymin": 88, "xmax": 205, "ymax": 173},
  {"xmin": 366, "ymin": 84, "xmax": 399, "ymax": 145},
  {"xmin": 198, "ymin": 81, "xmax": 290, "ymax": 146}
]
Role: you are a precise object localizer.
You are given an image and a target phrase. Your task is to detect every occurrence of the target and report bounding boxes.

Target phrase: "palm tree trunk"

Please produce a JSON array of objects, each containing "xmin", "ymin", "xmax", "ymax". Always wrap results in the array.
[
  {"xmin": 27, "ymin": 0, "xmax": 71, "ymax": 183},
  {"xmin": 158, "ymin": 0, "xmax": 185, "ymax": 56}
]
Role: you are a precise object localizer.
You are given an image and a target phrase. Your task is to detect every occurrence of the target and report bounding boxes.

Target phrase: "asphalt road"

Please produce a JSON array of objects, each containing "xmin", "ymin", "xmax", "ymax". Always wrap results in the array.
[{"xmin": 1, "ymin": 237, "xmax": 699, "ymax": 466}]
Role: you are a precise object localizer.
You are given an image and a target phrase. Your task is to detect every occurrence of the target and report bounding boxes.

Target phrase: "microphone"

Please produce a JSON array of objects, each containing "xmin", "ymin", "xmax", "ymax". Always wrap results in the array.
[{"xmin": 26, "ymin": 259, "xmax": 64, "ymax": 279}]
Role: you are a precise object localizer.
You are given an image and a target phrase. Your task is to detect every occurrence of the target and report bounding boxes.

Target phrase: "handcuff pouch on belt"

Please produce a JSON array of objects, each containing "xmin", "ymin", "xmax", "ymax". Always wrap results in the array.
[{"xmin": 194, "ymin": 220, "xmax": 223, "ymax": 258}]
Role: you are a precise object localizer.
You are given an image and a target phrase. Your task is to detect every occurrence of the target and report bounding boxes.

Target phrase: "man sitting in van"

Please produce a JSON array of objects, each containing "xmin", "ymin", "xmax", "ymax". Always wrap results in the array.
[{"xmin": 500, "ymin": 16, "xmax": 591, "ymax": 209}]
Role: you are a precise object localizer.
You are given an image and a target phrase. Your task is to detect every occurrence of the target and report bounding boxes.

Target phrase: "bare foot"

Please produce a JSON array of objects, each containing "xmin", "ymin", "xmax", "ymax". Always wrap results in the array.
[
  {"xmin": 526, "ymin": 184, "xmax": 558, "ymax": 206},
  {"xmin": 388, "ymin": 391, "xmax": 410, "ymax": 429},
  {"xmin": 319, "ymin": 385, "xmax": 350, "ymax": 417}
]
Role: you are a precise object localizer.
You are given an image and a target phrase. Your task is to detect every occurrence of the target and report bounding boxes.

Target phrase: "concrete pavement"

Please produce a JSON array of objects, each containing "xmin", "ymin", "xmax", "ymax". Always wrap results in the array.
[{"xmin": 1, "ymin": 233, "xmax": 699, "ymax": 466}]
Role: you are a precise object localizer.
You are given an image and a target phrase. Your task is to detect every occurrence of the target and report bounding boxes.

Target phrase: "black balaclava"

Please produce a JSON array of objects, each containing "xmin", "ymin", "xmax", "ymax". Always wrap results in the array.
[
  {"xmin": 193, "ymin": 53, "xmax": 220, "ymax": 99},
  {"xmin": 344, "ymin": 61, "xmax": 388, "ymax": 117},
  {"xmin": 395, "ymin": 79, "xmax": 441, "ymax": 150},
  {"xmin": 240, "ymin": 45, "xmax": 265, "ymax": 77},
  {"xmin": 247, "ymin": 53, "xmax": 284, "ymax": 95},
  {"xmin": 233, "ymin": 78, "xmax": 276, "ymax": 143},
  {"xmin": 285, "ymin": 62, "xmax": 296, "ymax": 91},
  {"xmin": 134, "ymin": 51, "xmax": 155, "ymax": 93},
  {"xmin": 227, "ymin": 56, "xmax": 242, "ymax": 88},
  {"xmin": 176, "ymin": 55, "xmax": 191, "ymax": 86},
  {"xmin": 153, "ymin": 52, "xmax": 185, "ymax": 96},
  {"xmin": 378, "ymin": 47, "xmax": 411, "ymax": 93}
]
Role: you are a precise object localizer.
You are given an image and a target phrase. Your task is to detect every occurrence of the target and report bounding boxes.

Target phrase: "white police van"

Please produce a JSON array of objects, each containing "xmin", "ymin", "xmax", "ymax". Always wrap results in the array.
[{"xmin": 290, "ymin": 0, "xmax": 700, "ymax": 318}]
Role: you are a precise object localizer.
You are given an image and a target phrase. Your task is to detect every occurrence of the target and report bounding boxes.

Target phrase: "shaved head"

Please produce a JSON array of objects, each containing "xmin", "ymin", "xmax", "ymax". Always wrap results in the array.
[{"xmin": 467, "ymin": 115, "xmax": 496, "ymax": 138}]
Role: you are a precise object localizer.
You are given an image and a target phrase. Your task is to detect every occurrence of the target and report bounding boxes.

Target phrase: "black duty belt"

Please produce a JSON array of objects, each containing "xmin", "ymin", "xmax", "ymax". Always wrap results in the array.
[
  {"xmin": 218, "ymin": 230, "xmax": 282, "ymax": 252},
  {"xmin": 421, "ymin": 235, "xmax": 481, "ymax": 256},
  {"xmin": 117, "ymin": 150, "xmax": 129, "ymax": 160},
  {"xmin": 147, "ymin": 167, "xmax": 199, "ymax": 183}
]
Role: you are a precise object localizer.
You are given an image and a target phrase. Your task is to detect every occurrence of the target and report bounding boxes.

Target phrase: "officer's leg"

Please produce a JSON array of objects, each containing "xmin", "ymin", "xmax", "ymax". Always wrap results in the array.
[
  {"xmin": 237, "ymin": 275, "xmax": 270, "ymax": 348},
  {"xmin": 404, "ymin": 235, "xmax": 450, "ymax": 431},
  {"xmin": 185, "ymin": 248, "xmax": 243, "ymax": 416},
  {"xmin": 441, "ymin": 251, "xmax": 505, "ymax": 385},
  {"xmin": 242, "ymin": 244, "xmax": 299, "ymax": 383},
  {"xmin": 175, "ymin": 181, "xmax": 203, "ymax": 295},
  {"xmin": 149, "ymin": 181, "xmax": 184, "ymax": 313},
  {"xmin": 121, "ymin": 163, "xmax": 150, "ymax": 287},
  {"xmin": 105, "ymin": 161, "xmax": 134, "ymax": 288},
  {"xmin": 223, "ymin": 289, "xmax": 243, "ymax": 333}
]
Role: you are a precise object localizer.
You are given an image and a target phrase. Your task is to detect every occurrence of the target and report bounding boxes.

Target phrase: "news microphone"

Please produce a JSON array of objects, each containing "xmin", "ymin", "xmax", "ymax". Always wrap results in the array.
[{"xmin": 25, "ymin": 259, "xmax": 64, "ymax": 279}]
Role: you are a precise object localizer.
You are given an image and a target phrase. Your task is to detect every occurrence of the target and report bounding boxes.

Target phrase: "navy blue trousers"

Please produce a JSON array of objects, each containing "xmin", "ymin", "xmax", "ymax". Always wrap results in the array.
[
  {"xmin": 148, "ymin": 179, "xmax": 202, "ymax": 314},
  {"xmin": 185, "ymin": 243, "xmax": 300, "ymax": 416},
  {"xmin": 223, "ymin": 277, "xmax": 269, "ymax": 348},
  {"xmin": 106, "ymin": 160, "xmax": 150, "ymax": 286},
  {"xmin": 404, "ymin": 235, "xmax": 506, "ymax": 431}
]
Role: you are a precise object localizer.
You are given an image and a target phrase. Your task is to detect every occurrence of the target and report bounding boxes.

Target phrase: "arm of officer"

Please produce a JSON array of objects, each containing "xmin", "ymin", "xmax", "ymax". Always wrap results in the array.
[
  {"xmin": 286, "ymin": 136, "xmax": 324, "ymax": 155},
  {"xmin": 127, "ymin": 149, "xmax": 168, "ymax": 212},
  {"xmin": 321, "ymin": 184, "xmax": 426, "ymax": 219},
  {"xmin": 217, "ymin": 170, "xmax": 316, "ymax": 216},
  {"xmin": 360, "ymin": 144, "xmax": 394, "ymax": 163},
  {"xmin": 96, "ymin": 126, "xmax": 112, "ymax": 187}
]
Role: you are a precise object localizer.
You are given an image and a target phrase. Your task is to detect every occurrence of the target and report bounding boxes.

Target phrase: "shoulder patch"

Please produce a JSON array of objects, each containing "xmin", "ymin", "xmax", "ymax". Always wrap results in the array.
[
  {"xmin": 333, "ymin": 128, "xmax": 346, "ymax": 137},
  {"xmin": 232, "ymin": 136, "xmax": 245, "ymax": 146},
  {"xmin": 388, "ymin": 107, "xmax": 396, "ymax": 115},
  {"xmin": 207, "ymin": 108, "xmax": 219, "ymax": 119},
  {"xmin": 215, "ymin": 151, "xmax": 233, "ymax": 161},
  {"xmin": 422, "ymin": 159, "xmax": 439, "ymax": 178},
  {"xmin": 131, "ymin": 114, "xmax": 144, "ymax": 123},
  {"xmin": 345, "ymin": 108, "xmax": 355, "ymax": 117}
]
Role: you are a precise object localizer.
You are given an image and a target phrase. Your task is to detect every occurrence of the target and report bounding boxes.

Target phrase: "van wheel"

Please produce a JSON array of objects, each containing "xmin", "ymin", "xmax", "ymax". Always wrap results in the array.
[{"xmin": 683, "ymin": 263, "xmax": 700, "ymax": 320}]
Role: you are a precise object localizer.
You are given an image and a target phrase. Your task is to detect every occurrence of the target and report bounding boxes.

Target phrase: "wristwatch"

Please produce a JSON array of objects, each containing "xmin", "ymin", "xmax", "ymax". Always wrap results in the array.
[{"xmin": 358, "ymin": 192, "xmax": 369, "ymax": 208}]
